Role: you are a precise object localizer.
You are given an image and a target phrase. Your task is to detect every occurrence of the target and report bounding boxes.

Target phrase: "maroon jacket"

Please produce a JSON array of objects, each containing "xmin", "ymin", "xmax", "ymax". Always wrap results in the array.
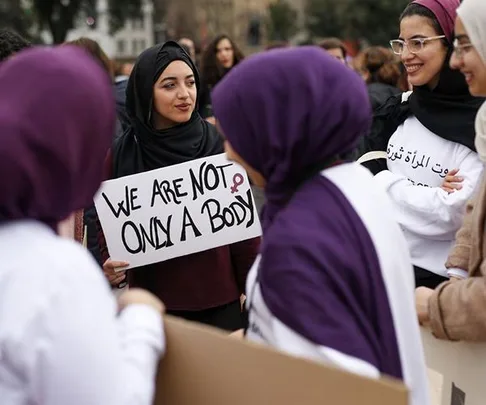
[{"xmin": 98, "ymin": 150, "xmax": 260, "ymax": 311}]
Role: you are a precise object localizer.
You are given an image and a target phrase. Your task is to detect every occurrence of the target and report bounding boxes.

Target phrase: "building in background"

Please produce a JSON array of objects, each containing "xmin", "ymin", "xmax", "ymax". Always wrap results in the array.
[
  {"xmin": 34, "ymin": 0, "xmax": 306, "ymax": 58},
  {"xmin": 58, "ymin": 0, "xmax": 154, "ymax": 60},
  {"xmin": 162, "ymin": 0, "xmax": 306, "ymax": 54}
]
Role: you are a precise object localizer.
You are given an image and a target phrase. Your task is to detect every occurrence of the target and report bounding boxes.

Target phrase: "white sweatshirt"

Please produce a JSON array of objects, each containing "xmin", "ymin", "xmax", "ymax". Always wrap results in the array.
[
  {"xmin": 0, "ymin": 221, "xmax": 164, "ymax": 405},
  {"xmin": 246, "ymin": 164, "xmax": 429, "ymax": 405},
  {"xmin": 375, "ymin": 116, "xmax": 483, "ymax": 277}
]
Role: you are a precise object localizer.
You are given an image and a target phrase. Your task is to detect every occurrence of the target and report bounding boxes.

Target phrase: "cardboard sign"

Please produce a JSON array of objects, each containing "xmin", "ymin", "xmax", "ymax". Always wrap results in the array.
[
  {"xmin": 155, "ymin": 316, "xmax": 408, "ymax": 405},
  {"xmin": 95, "ymin": 154, "xmax": 262, "ymax": 269},
  {"xmin": 422, "ymin": 328, "xmax": 486, "ymax": 405}
]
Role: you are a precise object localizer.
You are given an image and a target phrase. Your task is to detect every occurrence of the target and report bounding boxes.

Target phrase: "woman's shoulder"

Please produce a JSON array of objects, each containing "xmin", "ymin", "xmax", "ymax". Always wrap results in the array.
[
  {"xmin": 374, "ymin": 91, "xmax": 410, "ymax": 117},
  {"xmin": 110, "ymin": 128, "xmax": 140, "ymax": 178},
  {"xmin": 361, "ymin": 91, "xmax": 412, "ymax": 153},
  {"xmin": 0, "ymin": 222, "xmax": 108, "ymax": 308},
  {"xmin": 201, "ymin": 118, "xmax": 225, "ymax": 154},
  {"xmin": 0, "ymin": 223, "xmax": 114, "ymax": 362}
]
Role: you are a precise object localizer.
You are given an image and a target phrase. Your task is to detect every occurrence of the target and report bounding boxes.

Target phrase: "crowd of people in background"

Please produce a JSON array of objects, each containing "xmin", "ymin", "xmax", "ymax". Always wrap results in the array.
[{"xmin": 2, "ymin": 0, "xmax": 486, "ymax": 404}]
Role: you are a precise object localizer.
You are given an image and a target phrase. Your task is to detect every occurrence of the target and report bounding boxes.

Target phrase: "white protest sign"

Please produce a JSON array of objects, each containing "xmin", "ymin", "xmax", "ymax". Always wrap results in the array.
[
  {"xmin": 95, "ymin": 154, "xmax": 262, "ymax": 270},
  {"xmin": 422, "ymin": 328, "xmax": 486, "ymax": 405}
]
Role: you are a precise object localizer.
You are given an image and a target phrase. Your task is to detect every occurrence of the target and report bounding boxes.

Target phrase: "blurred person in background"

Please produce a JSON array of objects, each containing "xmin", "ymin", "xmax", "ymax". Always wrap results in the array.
[
  {"xmin": 198, "ymin": 35, "xmax": 267, "ymax": 211},
  {"xmin": 416, "ymin": 0, "xmax": 486, "ymax": 341},
  {"xmin": 0, "ymin": 46, "xmax": 164, "ymax": 405},
  {"xmin": 99, "ymin": 41, "xmax": 259, "ymax": 331},
  {"xmin": 319, "ymin": 37, "xmax": 347, "ymax": 64},
  {"xmin": 66, "ymin": 37, "xmax": 114, "ymax": 77},
  {"xmin": 265, "ymin": 41, "xmax": 290, "ymax": 50},
  {"xmin": 213, "ymin": 47, "xmax": 429, "ymax": 405},
  {"xmin": 355, "ymin": 46, "xmax": 401, "ymax": 111},
  {"xmin": 65, "ymin": 37, "xmax": 122, "ymax": 266},
  {"xmin": 0, "ymin": 29, "xmax": 31, "ymax": 62},
  {"xmin": 113, "ymin": 61, "xmax": 134, "ymax": 132},
  {"xmin": 115, "ymin": 61, "xmax": 134, "ymax": 82},
  {"xmin": 199, "ymin": 34, "xmax": 244, "ymax": 122},
  {"xmin": 178, "ymin": 37, "xmax": 197, "ymax": 62},
  {"xmin": 66, "ymin": 38, "xmax": 127, "ymax": 137},
  {"xmin": 356, "ymin": 0, "xmax": 484, "ymax": 289}
]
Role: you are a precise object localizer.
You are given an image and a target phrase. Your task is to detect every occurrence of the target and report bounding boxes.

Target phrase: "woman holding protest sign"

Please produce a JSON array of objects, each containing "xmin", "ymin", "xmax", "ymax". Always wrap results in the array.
[
  {"xmin": 99, "ymin": 41, "xmax": 259, "ymax": 332},
  {"xmin": 0, "ymin": 46, "xmax": 164, "ymax": 405},
  {"xmin": 356, "ymin": 0, "xmax": 484, "ymax": 289},
  {"xmin": 212, "ymin": 47, "xmax": 429, "ymax": 405}
]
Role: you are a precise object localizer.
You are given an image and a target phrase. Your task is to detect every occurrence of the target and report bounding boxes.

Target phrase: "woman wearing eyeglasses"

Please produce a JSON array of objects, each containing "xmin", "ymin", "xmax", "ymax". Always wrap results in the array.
[
  {"xmin": 357, "ymin": 0, "xmax": 484, "ymax": 289},
  {"xmin": 416, "ymin": 0, "xmax": 486, "ymax": 341}
]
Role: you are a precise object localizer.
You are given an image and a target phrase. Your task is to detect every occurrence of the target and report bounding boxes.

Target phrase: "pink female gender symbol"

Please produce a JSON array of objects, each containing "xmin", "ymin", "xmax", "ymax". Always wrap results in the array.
[{"xmin": 230, "ymin": 173, "xmax": 244, "ymax": 194}]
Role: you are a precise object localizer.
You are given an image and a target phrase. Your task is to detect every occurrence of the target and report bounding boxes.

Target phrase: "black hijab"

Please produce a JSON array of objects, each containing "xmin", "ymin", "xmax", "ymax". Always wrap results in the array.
[
  {"xmin": 372, "ymin": 48, "xmax": 483, "ymax": 151},
  {"xmin": 359, "ymin": 48, "xmax": 483, "ymax": 174},
  {"xmin": 112, "ymin": 41, "xmax": 223, "ymax": 178},
  {"xmin": 408, "ymin": 48, "xmax": 484, "ymax": 150}
]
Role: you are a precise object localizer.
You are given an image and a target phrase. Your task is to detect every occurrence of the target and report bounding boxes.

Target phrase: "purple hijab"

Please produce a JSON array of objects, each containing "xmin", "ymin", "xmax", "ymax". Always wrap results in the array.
[
  {"xmin": 212, "ymin": 47, "xmax": 371, "ymax": 227},
  {"xmin": 0, "ymin": 47, "xmax": 115, "ymax": 227},
  {"xmin": 213, "ymin": 47, "xmax": 404, "ymax": 377}
]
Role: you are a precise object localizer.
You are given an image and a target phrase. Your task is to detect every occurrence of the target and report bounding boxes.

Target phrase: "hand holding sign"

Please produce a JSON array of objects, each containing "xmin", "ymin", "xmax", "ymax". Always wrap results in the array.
[{"xmin": 103, "ymin": 258, "xmax": 129, "ymax": 286}]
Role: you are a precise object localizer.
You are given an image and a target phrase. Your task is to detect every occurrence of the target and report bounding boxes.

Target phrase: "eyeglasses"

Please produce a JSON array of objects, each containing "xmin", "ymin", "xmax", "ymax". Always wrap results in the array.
[
  {"xmin": 453, "ymin": 39, "xmax": 474, "ymax": 58},
  {"xmin": 389, "ymin": 35, "xmax": 446, "ymax": 55}
]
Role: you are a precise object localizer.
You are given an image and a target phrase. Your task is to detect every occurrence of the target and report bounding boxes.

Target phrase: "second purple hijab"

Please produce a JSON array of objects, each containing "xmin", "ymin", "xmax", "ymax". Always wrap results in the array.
[
  {"xmin": 212, "ymin": 47, "xmax": 371, "ymax": 227},
  {"xmin": 212, "ymin": 47, "xmax": 407, "ymax": 380},
  {"xmin": 0, "ymin": 46, "xmax": 115, "ymax": 228}
]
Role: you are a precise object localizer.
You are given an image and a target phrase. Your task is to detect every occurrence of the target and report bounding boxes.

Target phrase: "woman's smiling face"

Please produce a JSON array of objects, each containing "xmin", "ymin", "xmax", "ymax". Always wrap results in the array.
[
  {"xmin": 450, "ymin": 17, "xmax": 486, "ymax": 97},
  {"xmin": 399, "ymin": 15, "xmax": 448, "ymax": 89}
]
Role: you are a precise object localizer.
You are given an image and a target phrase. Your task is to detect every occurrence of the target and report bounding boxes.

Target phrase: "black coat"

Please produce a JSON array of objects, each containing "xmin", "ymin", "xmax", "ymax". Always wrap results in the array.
[
  {"xmin": 114, "ymin": 79, "xmax": 130, "ymax": 134},
  {"xmin": 367, "ymin": 82, "xmax": 400, "ymax": 113}
]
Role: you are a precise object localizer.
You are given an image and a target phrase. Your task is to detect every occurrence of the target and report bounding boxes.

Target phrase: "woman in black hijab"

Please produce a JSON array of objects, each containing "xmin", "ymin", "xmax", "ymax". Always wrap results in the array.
[
  {"xmin": 355, "ymin": 1, "xmax": 484, "ymax": 289},
  {"xmin": 99, "ymin": 41, "xmax": 260, "ymax": 331},
  {"xmin": 114, "ymin": 41, "xmax": 222, "ymax": 174}
]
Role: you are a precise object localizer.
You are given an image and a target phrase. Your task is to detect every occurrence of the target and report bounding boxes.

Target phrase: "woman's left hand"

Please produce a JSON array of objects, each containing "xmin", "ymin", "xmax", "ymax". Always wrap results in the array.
[
  {"xmin": 441, "ymin": 168, "xmax": 464, "ymax": 194},
  {"xmin": 415, "ymin": 287, "xmax": 434, "ymax": 326}
]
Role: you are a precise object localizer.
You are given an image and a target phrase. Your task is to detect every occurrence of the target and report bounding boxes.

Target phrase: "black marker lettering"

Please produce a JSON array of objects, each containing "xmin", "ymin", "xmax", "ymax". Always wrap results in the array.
[
  {"xmin": 102, "ymin": 186, "xmax": 132, "ymax": 218},
  {"xmin": 151, "ymin": 180, "xmax": 169, "ymax": 207},
  {"xmin": 173, "ymin": 178, "xmax": 188, "ymax": 199},
  {"xmin": 201, "ymin": 199, "xmax": 225, "ymax": 233},
  {"xmin": 121, "ymin": 221, "xmax": 142, "ymax": 254},
  {"xmin": 235, "ymin": 189, "xmax": 255, "ymax": 227},
  {"xmin": 230, "ymin": 201, "xmax": 247, "ymax": 225},
  {"xmin": 189, "ymin": 162, "xmax": 206, "ymax": 200},
  {"xmin": 216, "ymin": 164, "xmax": 232, "ymax": 188},
  {"xmin": 140, "ymin": 219, "xmax": 156, "ymax": 253},
  {"xmin": 180, "ymin": 207, "xmax": 202, "ymax": 241},
  {"xmin": 223, "ymin": 207, "xmax": 235, "ymax": 227},
  {"xmin": 154, "ymin": 215, "xmax": 174, "ymax": 249},
  {"xmin": 129, "ymin": 187, "xmax": 142, "ymax": 211},
  {"xmin": 160, "ymin": 180, "xmax": 180, "ymax": 205},
  {"xmin": 203, "ymin": 164, "xmax": 220, "ymax": 191}
]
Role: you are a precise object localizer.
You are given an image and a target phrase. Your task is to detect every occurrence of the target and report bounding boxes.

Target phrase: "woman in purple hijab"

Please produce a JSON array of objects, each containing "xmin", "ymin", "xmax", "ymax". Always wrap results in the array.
[
  {"xmin": 212, "ymin": 47, "xmax": 429, "ymax": 405},
  {"xmin": 0, "ymin": 47, "xmax": 164, "ymax": 405}
]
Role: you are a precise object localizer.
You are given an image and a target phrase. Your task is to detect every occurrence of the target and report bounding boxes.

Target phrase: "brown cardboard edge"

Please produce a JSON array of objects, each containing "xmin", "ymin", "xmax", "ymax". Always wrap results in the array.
[{"xmin": 155, "ymin": 316, "xmax": 408, "ymax": 405}]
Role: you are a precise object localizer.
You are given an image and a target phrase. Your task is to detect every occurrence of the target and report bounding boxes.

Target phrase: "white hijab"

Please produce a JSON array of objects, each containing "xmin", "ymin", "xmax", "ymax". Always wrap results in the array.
[
  {"xmin": 457, "ymin": 0, "xmax": 486, "ymax": 161},
  {"xmin": 476, "ymin": 103, "xmax": 486, "ymax": 162}
]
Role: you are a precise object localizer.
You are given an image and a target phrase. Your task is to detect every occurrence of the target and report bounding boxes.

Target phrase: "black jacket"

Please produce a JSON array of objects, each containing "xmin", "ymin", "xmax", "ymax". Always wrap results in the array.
[{"xmin": 368, "ymin": 82, "xmax": 400, "ymax": 113}]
